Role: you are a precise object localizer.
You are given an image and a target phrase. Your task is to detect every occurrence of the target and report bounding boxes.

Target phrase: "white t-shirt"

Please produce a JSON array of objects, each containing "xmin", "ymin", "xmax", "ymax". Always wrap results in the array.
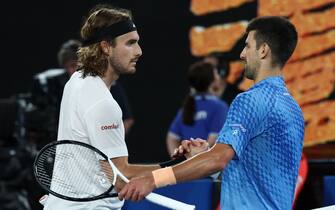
[{"xmin": 44, "ymin": 71, "xmax": 128, "ymax": 210}]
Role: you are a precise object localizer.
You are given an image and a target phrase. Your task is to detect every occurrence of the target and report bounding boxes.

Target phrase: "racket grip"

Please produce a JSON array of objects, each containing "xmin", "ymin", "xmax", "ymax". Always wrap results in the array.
[{"xmin": 145, "ymin": 192, "xmax": 195, "ymax": 210}]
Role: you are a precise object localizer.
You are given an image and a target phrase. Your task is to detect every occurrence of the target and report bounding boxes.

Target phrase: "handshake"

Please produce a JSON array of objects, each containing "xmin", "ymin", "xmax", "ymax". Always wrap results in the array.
[
  {"xmin": 118, "ymin": 138, "xmax": 212, "ymax": 202},
  {"xmin": 171, "ymin": 138, "xmax": 210, "ymax": 159}
]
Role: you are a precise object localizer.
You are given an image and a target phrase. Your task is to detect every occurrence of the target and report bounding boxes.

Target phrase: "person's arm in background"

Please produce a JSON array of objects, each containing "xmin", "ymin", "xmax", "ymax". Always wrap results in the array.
[
  {"xmin": 207, "ymin": 135, "xmax": 217, "ymax": 147},
  {"xmin": 166, "ymin": 133, "xmax": 181, "ymax": 157},
  {"xmin": 123, "ymin": 118, "xmax": 134, "ymax": 135},
  {"xmin": 166, "ymin": 111, "xmax": 183, "ymax": 157}
]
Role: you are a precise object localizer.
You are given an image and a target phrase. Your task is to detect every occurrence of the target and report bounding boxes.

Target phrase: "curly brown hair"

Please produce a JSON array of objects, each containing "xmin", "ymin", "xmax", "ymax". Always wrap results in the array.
[{"xmin": 77, "ymin": 6, "xmax": 132, "ymax": 77}]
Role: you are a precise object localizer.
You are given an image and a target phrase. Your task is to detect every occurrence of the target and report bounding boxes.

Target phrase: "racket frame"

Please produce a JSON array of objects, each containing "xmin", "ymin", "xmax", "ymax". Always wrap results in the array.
[{"xmin": 34, "ymin": 140, "xmax": 118, "ymax": 202}]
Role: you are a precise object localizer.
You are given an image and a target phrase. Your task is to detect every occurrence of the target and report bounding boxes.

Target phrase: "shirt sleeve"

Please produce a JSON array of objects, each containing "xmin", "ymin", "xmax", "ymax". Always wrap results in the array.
[
  {"xmin": 168, "ymin": 111, "xmax": 182, "ymax": 140},
  {"xmin": 216, "ymin": 92, "xmax": 263, "ymax": 159},
  {"xmin": 83, "ymin": 98, "xmax": 128, "ymax": 159}
]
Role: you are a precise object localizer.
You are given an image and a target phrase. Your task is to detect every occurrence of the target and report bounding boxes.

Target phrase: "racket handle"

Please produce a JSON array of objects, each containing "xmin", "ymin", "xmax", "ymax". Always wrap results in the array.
[{"xmin": 145, "ymin": 192, "xmax": 195, "ymax": 210}]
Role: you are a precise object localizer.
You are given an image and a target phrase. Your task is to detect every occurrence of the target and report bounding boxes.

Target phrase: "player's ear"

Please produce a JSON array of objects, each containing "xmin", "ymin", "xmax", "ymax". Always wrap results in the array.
[
  {"xmin": 259, "ymin": 42, "xmax": 270, "ymax": 59},
  {"xmin": 100, "ymin": 41, "xmax": 112, "ymax": 56}
]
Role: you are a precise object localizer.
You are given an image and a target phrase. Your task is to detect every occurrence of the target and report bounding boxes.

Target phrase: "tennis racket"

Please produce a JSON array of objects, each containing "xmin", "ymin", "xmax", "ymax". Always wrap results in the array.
[{"xmin": 34, "ymin": 140, "xmax": 195, "ymax": 210}]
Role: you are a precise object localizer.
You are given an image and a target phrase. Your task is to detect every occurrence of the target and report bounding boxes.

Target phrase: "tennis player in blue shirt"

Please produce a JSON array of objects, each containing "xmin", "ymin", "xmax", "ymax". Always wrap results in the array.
[{"xmin": 119, "ymin": 16, "xmax": 304, "ymax": 210}]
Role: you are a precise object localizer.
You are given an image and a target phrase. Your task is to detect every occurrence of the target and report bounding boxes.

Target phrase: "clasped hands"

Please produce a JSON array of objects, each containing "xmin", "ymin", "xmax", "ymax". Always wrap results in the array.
[
  {"xmin": 171, "ymin": 138, "xmax": 210, "ymax": 159},
  {"xmin": 118, "ymin": 138, "xmax": 209, "ymax": 201}
]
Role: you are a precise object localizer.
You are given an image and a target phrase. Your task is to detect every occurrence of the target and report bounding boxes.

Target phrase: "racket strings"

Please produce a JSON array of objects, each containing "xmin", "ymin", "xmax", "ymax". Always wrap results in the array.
[
  {"xmin": 38, "ymin": 148, "xmax": 77, "ymax": 191},
  {"xmin": 36, "ymin": 143, "xmax": 115, "ymax": 199},
  {"xmin": 99, "ymin": 160, "xmax": 116, "ymax": 184}
]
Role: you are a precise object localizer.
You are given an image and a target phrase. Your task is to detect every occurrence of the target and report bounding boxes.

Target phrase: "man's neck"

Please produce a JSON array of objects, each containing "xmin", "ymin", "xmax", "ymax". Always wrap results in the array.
[
  {"xmin": 101, "ymin": 66, "xmax": 119, "ymax": 89},
  {"xmin": 254, "ymin": 64, "xmax": 282, "ymax": 83}
]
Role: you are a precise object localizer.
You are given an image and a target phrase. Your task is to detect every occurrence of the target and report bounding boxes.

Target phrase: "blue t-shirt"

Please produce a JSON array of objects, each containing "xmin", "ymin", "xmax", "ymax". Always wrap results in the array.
[
  {"xmin": 217, "ymin": 76, "xmax": 304, "ymax": 210},
  {"xmin": 169, "ymin": 95, "xmax": 229, "ymax": 140}
]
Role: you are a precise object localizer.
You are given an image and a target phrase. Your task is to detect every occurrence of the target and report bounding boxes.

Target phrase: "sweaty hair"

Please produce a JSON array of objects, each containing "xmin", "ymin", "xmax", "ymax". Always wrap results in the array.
[
  {"xmin": 182, "ymin": 61, "xmax": 215, "ymax": 125},
  {"xmin": 246, "ymin": 16, "xmax": 298, "ymax": 68},
  {"xmin": 77, "ymin": 5, "xmax": 133, "ymax": 77},
  {"xmin": 57, "ymin": 39, "xmax": 81, "ymax": 67}
]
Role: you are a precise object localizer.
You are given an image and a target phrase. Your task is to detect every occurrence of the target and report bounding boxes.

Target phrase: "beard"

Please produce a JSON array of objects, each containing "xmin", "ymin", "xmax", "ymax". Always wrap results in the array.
[
  {"xmin": 243, "ymin": 61, "xmax": 259, "ymax": 80},
  {"xmin": 109, "ymin": 56, "xmax": 136, "ymax": 75},
  {"xmin": 244, "ymin": 65, "xmax": 255, "ymax": 80}
]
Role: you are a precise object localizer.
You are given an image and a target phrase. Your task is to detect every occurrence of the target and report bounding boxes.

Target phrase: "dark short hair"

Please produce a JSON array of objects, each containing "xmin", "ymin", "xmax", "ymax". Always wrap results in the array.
[
  {"xmin": 246, "ymin": 16, "xmax": 298, "ymax": 68},
  {"xmin": 57, "ymin": 39, "xmax": 81, "ymax": 66}
]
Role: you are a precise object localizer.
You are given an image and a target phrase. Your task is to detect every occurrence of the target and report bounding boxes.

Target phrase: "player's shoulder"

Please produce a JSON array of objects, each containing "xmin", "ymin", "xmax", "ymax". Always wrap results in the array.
[
  {"xmin": 73, "ymin": 72, "xmax": 107, "ymax": 94},
  {"xmin": 71, "ymin": 72, "xmax": 113, "ymax": 104},
  {"xmin": 230, "ymin": 86, "xmax": 273, "ymax": 111},
  {"xmin": 232, "ymin": 88, "xmax": 258, "ymax": 103}
]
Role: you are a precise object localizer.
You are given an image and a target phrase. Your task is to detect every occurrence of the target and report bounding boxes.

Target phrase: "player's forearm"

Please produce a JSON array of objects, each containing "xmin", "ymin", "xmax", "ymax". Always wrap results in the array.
[
  {"xmin": 173, "ymin": 144, "xmax": 234, "ymax": 182},
  {"xmin": 111, "ymin": 157, "xmax": 160, "ymax": 179},
  {"xmin": 124, "ymin": 164, "xmax": 161, "ymax": 179},
  {"xmin": 173, "ymin": 152, "xmax": 222, "ymax": 182}
]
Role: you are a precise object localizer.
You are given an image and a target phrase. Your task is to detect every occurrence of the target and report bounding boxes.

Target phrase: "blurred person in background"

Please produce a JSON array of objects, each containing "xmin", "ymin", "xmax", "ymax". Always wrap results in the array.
[
  {"xmin": 203, "ymin": 52, "xmax": 243, "ymax": 105},
  {"xmin": 32, "ymin": 39, "xmax": 82, "ymax": 111},
  {"xmin": 29, "ymin": 39, "xmax": 82, "ymax": 144},
  {"xmin": 166, "ymin": 61, "xmax": 229, "ymax": 157}
]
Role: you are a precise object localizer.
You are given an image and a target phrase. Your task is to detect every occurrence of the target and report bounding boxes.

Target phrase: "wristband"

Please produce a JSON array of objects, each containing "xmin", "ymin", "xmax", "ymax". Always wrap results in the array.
[{"xmin": 152, "ymin": 166, "xmax": 177, "ymax": 188}]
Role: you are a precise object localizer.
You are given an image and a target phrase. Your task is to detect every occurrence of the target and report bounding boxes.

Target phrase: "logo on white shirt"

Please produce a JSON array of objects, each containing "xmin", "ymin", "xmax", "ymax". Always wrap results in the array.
[{"xmin": 101, "ymin": 123, "xmax": 119, "ymax": 130}]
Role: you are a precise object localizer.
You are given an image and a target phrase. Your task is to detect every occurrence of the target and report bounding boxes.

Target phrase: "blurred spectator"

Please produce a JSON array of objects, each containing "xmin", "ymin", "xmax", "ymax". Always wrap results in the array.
[
  {"xmin": 166, "ymin": 61, "xmax": 229, "ymax": 156},
  {"xmin": 32, "ymin": 39, "xmax": 81, "ymax": 110},
  {"xmin": 30, "ymin": 39, "xmax": 82, "ymax": 143},
  {"xmin": 203, "ymin": 52, "xmax": 243, "ymax": 105}
]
